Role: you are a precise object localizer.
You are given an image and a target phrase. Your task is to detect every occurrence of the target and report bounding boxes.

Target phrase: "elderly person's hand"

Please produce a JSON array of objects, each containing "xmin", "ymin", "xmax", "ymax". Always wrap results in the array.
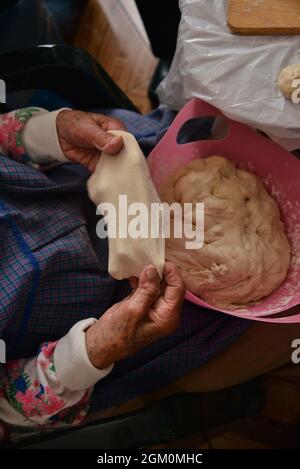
[
  {"xmin": 85, "ymin": 262, "xmax": 185, "ymax": 369},
  {"xmin": 56, "ymin": 110, "xmax": 126, "ymax": 171}
]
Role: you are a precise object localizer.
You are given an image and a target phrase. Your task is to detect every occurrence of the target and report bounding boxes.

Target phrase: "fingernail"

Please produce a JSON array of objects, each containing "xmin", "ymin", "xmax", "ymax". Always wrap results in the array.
[
  {"xmin": 102, "ymin": 136, "xmax": 122, "ymax": 152},
  {"xmin": 146, "ymin": 267, "xmax": 157, "ymax": 281}
]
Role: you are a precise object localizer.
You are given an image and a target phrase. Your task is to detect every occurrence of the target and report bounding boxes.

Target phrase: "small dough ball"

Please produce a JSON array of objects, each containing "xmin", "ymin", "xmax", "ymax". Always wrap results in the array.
[
  {"xmin": 278, "ymin": 63, "xmax": 300, "ymax": 100},
  {"xmin": 160, "ymin": 156, "xmax": 291, "ymax": 310}
]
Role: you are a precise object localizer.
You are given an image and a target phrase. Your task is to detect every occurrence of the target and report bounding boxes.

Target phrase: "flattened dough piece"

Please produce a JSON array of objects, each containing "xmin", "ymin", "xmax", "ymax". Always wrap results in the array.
[
  {"xmin": 160, "ymin": 156, "xmax": 291, "ymax": 309},
  {"xmin": 278, "ymin": 63, "xmax": 300, "ymax": 100},
  {"xmin": 88, "ymin": 131, "xmax": 165, "ymax": 280}
]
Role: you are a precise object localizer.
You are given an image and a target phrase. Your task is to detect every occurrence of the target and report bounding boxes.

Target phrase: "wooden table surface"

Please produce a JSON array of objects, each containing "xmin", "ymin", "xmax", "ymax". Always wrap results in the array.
[{"xmin": 228, "ymin": 0, "xmax": 300, "ymax": 35}]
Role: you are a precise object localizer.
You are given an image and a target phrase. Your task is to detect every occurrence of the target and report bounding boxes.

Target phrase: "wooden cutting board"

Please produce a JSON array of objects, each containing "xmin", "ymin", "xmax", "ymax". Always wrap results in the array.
[{"xmin": 228, "ymin": 0, "xmax": 300, "ymax": 35}]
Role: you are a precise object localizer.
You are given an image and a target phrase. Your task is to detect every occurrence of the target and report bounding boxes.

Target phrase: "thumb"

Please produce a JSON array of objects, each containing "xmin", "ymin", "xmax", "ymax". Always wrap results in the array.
[
  {"xmin": 129, "ymin": 265, "xmax": 161, "ymax": 314},
  {"xmin": 93, "ymin": 128, "xmax": 124, "ymax": 155}
]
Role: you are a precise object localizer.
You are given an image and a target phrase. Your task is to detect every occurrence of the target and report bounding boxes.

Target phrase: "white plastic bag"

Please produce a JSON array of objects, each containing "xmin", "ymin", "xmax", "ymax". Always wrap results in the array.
[{"xmin": 158, "ymin": 0, "xmax": 300, "ymax": 150}]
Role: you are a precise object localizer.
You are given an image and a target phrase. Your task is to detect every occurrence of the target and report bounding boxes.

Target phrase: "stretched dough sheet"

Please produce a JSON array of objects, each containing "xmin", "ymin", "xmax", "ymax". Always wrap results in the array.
[
  {"xmin": 87, "ymin": 131, "xmax": 165, "ymax": 280},
  {"xmin": 157, "ymin": 0, "xmax": 300, "ymax": 150}
]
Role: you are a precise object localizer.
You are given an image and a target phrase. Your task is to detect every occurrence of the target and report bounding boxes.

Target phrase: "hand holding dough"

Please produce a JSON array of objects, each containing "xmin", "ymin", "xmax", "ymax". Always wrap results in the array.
[
  {"xmin": 160, "ymin": 156, "xmax": 291, "ymax": 309},
  {"xmin": 88, "ymin": 131, "xmax": 165, "ymax": 280}
]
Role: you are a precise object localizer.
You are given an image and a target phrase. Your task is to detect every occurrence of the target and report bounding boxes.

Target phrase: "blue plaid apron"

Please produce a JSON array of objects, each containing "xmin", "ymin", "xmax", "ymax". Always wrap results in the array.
[{"xmin": 0, "ymin": 106, "xmax": 250, "ymax": 412}]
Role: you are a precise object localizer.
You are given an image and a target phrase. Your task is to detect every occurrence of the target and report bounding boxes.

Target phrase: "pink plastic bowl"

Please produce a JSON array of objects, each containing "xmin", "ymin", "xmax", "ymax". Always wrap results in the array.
[{"xmin": 148, "ymin": 99, "xmax": 300, "ymax": 323}]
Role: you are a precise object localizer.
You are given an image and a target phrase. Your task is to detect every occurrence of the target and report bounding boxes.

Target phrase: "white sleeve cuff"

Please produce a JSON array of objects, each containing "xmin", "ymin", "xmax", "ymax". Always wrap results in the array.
[
  {"xmin": 22, "ymin": 108, "xmax": 70, "ymax": 164},
  {"xmin": 54, "ymin": 318, "xmax": 114, "ymax": 392}
]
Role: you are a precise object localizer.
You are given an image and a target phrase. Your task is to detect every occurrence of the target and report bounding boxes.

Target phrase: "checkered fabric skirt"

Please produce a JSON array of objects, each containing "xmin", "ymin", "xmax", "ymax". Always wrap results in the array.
[{"xmin": 0, "ymin": 107, "xmax": 250, "ymax": 411}]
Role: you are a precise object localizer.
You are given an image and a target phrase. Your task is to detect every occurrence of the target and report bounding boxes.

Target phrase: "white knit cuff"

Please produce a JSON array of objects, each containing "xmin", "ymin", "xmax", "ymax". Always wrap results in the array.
[
  {"xmin": 54, "ymin": 318, "xmax": 114, "ymax": 392},
  {"xmin": 22, "ymin": 108, "xmax": 70, "ymax": 164}
]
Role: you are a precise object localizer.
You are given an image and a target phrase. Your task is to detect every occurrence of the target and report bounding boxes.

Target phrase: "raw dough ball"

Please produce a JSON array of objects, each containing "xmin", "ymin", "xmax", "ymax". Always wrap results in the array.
[
  {"xmin": 278, "ymin": 63, "xmax": 300, "ymax": 100},
  {"xmin": 160, "ymin": 156, "xmax": 291, "ymax": 309}
]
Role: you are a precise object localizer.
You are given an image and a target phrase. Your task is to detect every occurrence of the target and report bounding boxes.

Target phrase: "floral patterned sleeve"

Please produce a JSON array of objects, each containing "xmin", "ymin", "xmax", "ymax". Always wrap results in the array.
[
  {"xmin": 0, "ymin": 341, "xmax": 92, "ymax": 440},
  {"xmin": 0, "ymin": 108, "xmax": 43, "ymax": 162}
]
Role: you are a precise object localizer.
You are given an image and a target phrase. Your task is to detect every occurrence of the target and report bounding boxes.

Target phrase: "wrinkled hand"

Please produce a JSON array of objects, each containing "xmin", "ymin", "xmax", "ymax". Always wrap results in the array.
[
  {"xmin": 56, "ymin": 109, "xmax": 126, "ymax": 171},
  {"xmin": 85, "ymin": 262, "xmax": 185, "ymax": 369}
]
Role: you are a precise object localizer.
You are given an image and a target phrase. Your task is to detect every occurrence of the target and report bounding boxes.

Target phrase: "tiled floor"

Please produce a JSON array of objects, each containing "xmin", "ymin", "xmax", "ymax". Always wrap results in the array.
[{"xmin": 74, "ymin": 0, "xmax": 300, "ymax": 449}]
